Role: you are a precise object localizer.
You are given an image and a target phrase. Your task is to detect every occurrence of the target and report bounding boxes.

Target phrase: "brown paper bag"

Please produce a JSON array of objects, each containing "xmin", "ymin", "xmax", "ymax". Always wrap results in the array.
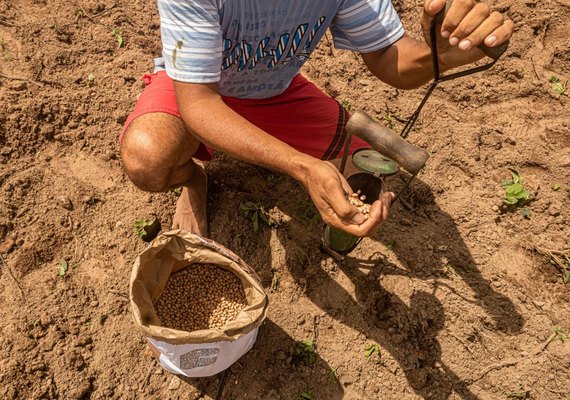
[{"xmin": 130, "ymin": 230, "xmax": 268, "ymax": 377}]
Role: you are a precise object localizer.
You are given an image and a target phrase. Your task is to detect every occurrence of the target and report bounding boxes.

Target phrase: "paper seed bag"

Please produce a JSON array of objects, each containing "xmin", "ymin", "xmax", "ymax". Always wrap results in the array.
[{"xmin": 130, "ymin": 230, "xmax": 268, "ymax": 377}]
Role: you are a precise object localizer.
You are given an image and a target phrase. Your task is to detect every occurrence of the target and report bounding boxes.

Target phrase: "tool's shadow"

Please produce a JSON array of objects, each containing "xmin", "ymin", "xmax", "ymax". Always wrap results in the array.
[{"xmin": 206, "ymin": 158, "xmax": 523, "ymax": 399}]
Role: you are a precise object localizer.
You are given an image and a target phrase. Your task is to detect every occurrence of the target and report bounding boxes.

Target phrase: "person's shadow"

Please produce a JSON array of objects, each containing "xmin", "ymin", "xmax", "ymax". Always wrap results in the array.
[
  {"xmin": 205, "ymin": 156, "xmax": 524, "ymax": 399},
  {"xmin": 173, "ymin": 318, "xmax": 345, "ymax": 399}
]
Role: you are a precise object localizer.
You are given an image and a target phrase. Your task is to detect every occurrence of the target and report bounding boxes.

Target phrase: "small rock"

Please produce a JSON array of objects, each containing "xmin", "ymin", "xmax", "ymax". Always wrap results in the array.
[
  {"xmin": 29, "ymin": 361, "xmax": 46, "ymax": 372},
  {"xmin": 548, "ymin": 201, "xmax": 562, "ymax": 216},
  {"xmin": 491, "ymin": 205, "xmax": 499, "ymax": 212},
  {"xmin": 401, "ymin": 218, "xmax": 412, "ymax": 226},
  {"xmin": 57, "ymin": 196, "xmax": 73, "ymax": 211},
  {"xmin": 297, "ymin": 316, "xmax": 306, "ymax": 326},
  {"xmin": 0, "ymin": 238, "xmax": 15, "ymax": 253},
  {"xmin": 533, "ymin": 300, "xmax": 546, "ymax": 308},
  {"xmin": 168, "ymin": 376, "xmax": 181, "ymax": 390}
]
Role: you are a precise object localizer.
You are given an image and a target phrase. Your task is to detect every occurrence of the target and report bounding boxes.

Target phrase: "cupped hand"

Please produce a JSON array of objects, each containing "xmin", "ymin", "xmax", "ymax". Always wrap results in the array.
[
  {"xmin": 301, "ymin": 160, "xmax": 394, "ymax": 237},
  {"xmin": 421, "ymin": 0, "xmax": 514, "ymax": 69}
]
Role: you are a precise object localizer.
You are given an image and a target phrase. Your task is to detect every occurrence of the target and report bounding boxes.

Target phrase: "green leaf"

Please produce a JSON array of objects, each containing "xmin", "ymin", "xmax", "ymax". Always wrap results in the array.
[
  {"xmin": 298, "ymin": 391, "xmax": 314, "ymax": 400},
  {"xmin": 508, "ymin": 168, "xmax": 522, "ymax": 184},
  {"xmin": 252, "ymin": 212, "xmax": 259, "ymax": 232},
  {"xmin": 503, "ymin": 196, "xmax": 519, "ymax": 205},
  {"xmin": 506, "ymin": 183, "xmax": 523, "ymax": 195},
  {"xmin": 520, "ymin": 207, "xmax": 531, "ymax": 219},
  {"xmin": 59, "ymin": 258, "xmax": 68, "ymax": 277},
  {"xmin": 552, "ymin": 184, "xmax": 561, "ymax": 191},
  {"xmin": 364, "ymin": 343, "xmax": 380, "ymax": 359},
  {"xmin": 552, "ymin": 82, "xmax": 566, "ymax": 95},
  {"xmin": 549, "ymin": 76, "xmax": 560, "ymax": 83}
]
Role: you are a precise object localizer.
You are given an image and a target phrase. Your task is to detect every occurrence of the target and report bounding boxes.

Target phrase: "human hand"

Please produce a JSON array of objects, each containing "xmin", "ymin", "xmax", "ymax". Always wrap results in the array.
[
  {"xmin": 301, "ymin": 160, "xmax": 394, "ymax": 237},
  {"xmin": 421, "ymin": 0, "xmax": 514, "ymax": 70}
]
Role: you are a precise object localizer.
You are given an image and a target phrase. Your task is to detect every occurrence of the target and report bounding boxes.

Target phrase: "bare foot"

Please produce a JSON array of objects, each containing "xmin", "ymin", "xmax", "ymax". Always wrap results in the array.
[{"xmin": 172, "ymin": 165, "xmax": 208, "ymax": 236}]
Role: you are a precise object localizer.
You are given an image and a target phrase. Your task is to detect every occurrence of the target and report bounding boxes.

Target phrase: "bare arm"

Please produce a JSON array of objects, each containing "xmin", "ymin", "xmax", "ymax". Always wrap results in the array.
[
  {"xmin": 173, "ymin": 81, "xmax": 393, "ymax": 236},
  {"xmin": 362, "ymin": 0, "xmax": 514, "ymax": 90}
]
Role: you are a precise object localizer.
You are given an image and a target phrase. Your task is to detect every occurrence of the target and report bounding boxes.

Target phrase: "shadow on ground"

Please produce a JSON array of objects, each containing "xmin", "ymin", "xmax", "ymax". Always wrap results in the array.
[{"xmin": 206, "ymin": 158, "xmax": 524, "ymax": 399}]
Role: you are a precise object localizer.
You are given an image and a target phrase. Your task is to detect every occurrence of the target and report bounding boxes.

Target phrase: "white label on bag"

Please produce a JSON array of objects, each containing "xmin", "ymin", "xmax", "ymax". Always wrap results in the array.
[{"xmin": 180, "ymin": 348, "xmax": 220, "ymax": 369}]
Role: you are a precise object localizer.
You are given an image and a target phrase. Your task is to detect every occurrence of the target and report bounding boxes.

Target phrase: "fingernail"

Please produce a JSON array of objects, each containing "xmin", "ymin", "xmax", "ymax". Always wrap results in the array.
[
  {"xmin": 441, "ymin": 30, "xmax": 450, "ymax": 39},
  {"xmin": 458, "ymin": 39, "xmax": 471, "ymax": 50},
  {"xmin": 428, "ymin": 0, "xmax": 434, "ymax": 11},
  {"xmin": 485, "ymin": 35, "xmax": 497, "ymax": 46},
  {"xmin": 449, "ymin": 37, "xmax": 459, "ymax": 46}
]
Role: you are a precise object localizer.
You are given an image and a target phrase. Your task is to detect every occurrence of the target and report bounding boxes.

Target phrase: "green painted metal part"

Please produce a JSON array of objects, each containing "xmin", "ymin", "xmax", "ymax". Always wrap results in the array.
[
  {"xmin": 324, "ymin": 225, "xmax": 360, "ymax": 253},
  {"xmin": 352, "ymin": 149, "xmax": 399, "ymax": 175}
]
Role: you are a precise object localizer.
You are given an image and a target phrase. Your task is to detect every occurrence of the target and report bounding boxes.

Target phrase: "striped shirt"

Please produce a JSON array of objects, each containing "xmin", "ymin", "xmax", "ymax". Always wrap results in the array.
[{"xmin": 156, "ymin": 0, "xmax": 404, "ymax": 99}]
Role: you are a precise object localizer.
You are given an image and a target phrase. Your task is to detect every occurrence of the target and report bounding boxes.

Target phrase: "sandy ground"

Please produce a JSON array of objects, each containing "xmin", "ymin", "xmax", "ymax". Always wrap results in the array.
[{"xmin": 0, "ymin": 0, "xmax": 569, "ymax": 399}]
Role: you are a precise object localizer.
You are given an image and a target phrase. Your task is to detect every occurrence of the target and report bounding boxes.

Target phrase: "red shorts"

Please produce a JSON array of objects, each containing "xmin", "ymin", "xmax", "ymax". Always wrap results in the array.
[{"xmin": 120, "ymin": 71, "xmax": 368, "ymax": 161}]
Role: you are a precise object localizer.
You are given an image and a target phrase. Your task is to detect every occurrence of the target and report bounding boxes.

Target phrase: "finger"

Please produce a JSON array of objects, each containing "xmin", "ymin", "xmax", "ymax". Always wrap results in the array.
[
  {"xmin": 368, "ymin": 192, "xmax": 394, "ymax": 222},
  {"xmin": 440, "ymin": 0, "xmax": 476, "ymax": 40},
  {"xmin": 423, "ymin": 0, "xmax": 446, "ymax": 16},
  {"xmin": 348, "ymin": 192, "xmax": 394, "ymax": 236},
  {"xmin": 483, "ymin": 18, "xmax": 514, "ymax": 47},
  {"xmin": 449, "ymin": 3, "xmax": 491, "ymax": 49}
]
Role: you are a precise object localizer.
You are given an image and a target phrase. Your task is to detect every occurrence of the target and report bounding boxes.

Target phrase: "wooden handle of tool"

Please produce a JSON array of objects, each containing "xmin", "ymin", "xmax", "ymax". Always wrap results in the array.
[
  {"xmin": 434, "ymin": 0, "xmax": 509, "ymax": 61},
  {"xmin": 346, "ymin": 110, "xmax": 429, "ymax": 175}
]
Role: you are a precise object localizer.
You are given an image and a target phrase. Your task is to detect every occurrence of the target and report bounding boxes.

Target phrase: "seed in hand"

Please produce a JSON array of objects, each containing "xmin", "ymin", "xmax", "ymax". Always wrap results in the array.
[
  {"xmin": 348, "ymin": 192, "xmax": 371, "ymax": 219},
  {"xmin": 154, "ymin": 264, "xmax": 248, "ymax": 332}
]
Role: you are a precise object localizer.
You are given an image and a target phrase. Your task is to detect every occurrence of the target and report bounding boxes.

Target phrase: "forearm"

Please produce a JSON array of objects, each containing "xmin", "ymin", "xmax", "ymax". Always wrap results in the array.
[
  {"xmin": 362, "ymin": 35, "xmax": 443, "ymax": 90},
  {"xmin": 173, "ymin": 81, "xmax": 315, "ymax": 183}
]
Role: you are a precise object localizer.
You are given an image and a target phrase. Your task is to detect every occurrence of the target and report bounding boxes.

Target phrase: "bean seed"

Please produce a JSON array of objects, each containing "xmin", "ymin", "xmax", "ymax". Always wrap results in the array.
[
  {"xmin": 348, "ymin": 193, "xmax": 371, "ymax": 215},
  {"xmin": 154, "ymin": 264, "xmax": 248, "ymax": 332}
]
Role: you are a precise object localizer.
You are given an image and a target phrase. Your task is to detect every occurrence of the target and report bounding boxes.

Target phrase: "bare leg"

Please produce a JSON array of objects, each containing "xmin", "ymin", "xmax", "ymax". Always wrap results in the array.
[{"xmin": 120, "ymin": 112, "xmax": 208, "ymax": 235}]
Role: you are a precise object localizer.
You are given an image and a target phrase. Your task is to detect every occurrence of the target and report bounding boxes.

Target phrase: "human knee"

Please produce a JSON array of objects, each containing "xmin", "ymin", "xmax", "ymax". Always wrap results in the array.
[{"xmin": 121, "ymin": 125, "xmax": 178, "ymax": 192}]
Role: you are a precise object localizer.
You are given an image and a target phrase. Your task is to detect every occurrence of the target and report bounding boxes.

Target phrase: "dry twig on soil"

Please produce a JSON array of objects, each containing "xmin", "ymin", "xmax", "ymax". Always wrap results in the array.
[
  {"xmin": 469, "ymin": 358, "xmax": 518, "ymax": 383},
  {"xmin": 0, "ymin": 72, "xmax": 44, "ymax": 87},
  {"xmin": 0, "ymin": 254, "xmax": 24, "ymax": 300},
  {"xmin": 531, "ymin": 332, "xmax": 557, "ymax": 356},
  {"xmin": 522, "ymin": 240, "xmax": 570, "ymax": 280}
]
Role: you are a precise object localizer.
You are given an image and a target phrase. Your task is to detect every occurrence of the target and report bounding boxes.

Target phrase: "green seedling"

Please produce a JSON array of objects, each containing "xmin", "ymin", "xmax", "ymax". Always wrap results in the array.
[
  {"xmin": 59, "ymin": 258, "xmax": 68, "ymax": 277},
  {"xmin": 553, "ymin": 327, "xmax": 568, "ymax": 342},
  {"xmin": 327, "ymin": 366, "xmax": 340, "ymax": 383},
  {"xmin": 364, "ymin": 343, "xmax": 381, "ymax": 361},
  {"xmin": 440, "ymin": 263, "xmax": 456, "ymax": 277},
  {"xmin": 341, "ymin": 99, "xmax": 352, "ymax": 112},
  {"xmin": 520, "ymin": 207, "xmax": 531, "ymax": 219},
  {"xmin": 112, "ymin": 28, "xmax": 123, "ymax": 48},
  {"xmin": 240, "ymin": 201, "xmax": 280, "ymax": 232},
  {"xmin": 298, "ymin": 390, "xmax": 314, "ymax": 400},
  {"xmin": 386, "ymin": 239, "xmax": 396, "ymax": 250},
  {"xmin": 506, "ymin": 384, "xmax": 529, "ymax": 399},
  {"xmin": 133, "ymin": 219, "xmax": 161, "ymax": 242},
  {"xmin": 383, "ymin": 111, "xmax": 404, "ymax": 130},
  {"xmin": 549, "ymin": 76, "xmax": 567, "ymax": 95},
  {"xmin": 170, "ymin": 187, "xmax": 182, "ymax": 196},
  {"xmin": 501, "ymin": 168, "xmax": 530, "ymax": 207},
  {"xmin": 294, "ymin": 339, "xmax": 316, "ymax": 366},
  {"xmin": 551, "ymin": 184, "xmax": 561, "ymax": 191},
  {"xmin": 271, "ymin": 272, "xmax": 280, "ymax": 290}
]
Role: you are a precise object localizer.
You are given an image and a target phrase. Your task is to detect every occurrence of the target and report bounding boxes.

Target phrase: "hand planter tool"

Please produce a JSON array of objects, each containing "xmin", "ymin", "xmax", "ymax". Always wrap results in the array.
[
  {"xmin": 401, "ymin": 0, "xmax": 509, "ymax": 139},
  {"xmin": 323, "ymin": 1, "xmax": 509, "ymax": 258}
]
